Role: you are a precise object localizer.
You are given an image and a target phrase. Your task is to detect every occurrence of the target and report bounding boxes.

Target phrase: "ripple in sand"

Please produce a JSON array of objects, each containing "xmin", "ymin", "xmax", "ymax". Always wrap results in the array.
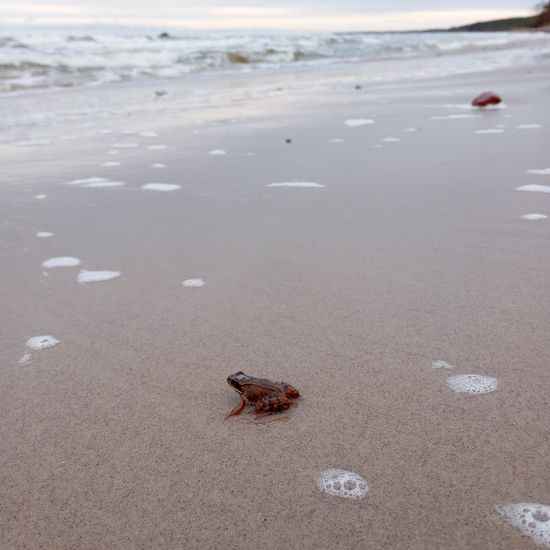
[
  {"xmin": 344, "ymin": 119, "xmax": 374, "ymax": 127},
  {"xmin": 42, "ymin": 257, "xmax": 81, "ymax": 268},
  {"xmin": 447, "ymin": 374, "xmax": 497, "ymax": 395},
  {"xmin": 78, "ymin": 270, "xmax": 121, "ymax": 283},
  {"xmin": 26, "ymin": 335, "xmax": 60, "ymax": 350},
  {"xmin": 33, "ymin": 194, "xmax": 47, "ymax": 200},
  {"xmin": 522, "ymin": 214, "xmax": 548, "ymax": 220},
  {"xmin": 182, "ymin": 278, "xmax": 205, "ymax": 287},
  {"xmin": 142, "ymin": 183, "xmax": 181, "ymax": 192},
  {"xmin": 267, "ymin": 182, "xmax": 325, "ymax": 188},
  {"xmin": 516, "ymin": 184, "xmax": 550, "ymax": 194},
  {"xmin": 36, "ymin": 232, "xmax": 54, "ymax": 238},
  {"xmin": 209, "ymin": 149, "xmax": 227, "ymax": 155},
  {"xmin": 432, "ymin": 360, "xmax": 455, "ymax": 369},
  {"xmin": 475, "ymin": 129, "xmax": 504, "ymax": 134},
  {"xmin": 316, "ymin": 469, "xmax": 369, "ymax": 501},
  {"xmin": 527, "ymin": 168, "xmax": 550, "ymax": 176},
  {"xmin": 516, "ymin": 124, "xmax": 542, "ymax": 129},
  {"xmin": 147, "ymin": 144, "xmax": 168, "ymax": 150},
  {"xmin": 497, "ymin": 503, "xmax": 550, "ymax": 548},
  {"xmin": 150, "ymin": 163, "xmax": 166, "ymax": 168},
  {"xmin": 101, "ymin": 161, "xmax": 121, "ymax": 167}
]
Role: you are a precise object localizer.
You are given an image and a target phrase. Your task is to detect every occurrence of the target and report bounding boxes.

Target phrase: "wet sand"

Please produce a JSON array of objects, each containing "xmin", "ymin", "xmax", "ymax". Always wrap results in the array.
[{"xmin": 1, "ymin": 62, "xmax": 550, "ymax": 549}]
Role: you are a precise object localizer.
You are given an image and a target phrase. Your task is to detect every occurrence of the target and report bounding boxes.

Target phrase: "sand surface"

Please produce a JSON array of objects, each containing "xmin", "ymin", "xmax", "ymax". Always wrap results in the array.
[{"xmin": 1, "ymin": 61, "xmax": 550, "ymax": 549}]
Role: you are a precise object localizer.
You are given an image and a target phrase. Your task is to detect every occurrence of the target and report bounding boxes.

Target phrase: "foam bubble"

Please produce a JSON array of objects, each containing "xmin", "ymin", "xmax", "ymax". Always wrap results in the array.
[
  {"xmin": 431, "ymin": 114, "xmax": 480, "ymax": 120},
  {"xmin": 267, "ymin": 182, "xmax": 325, "ymax": 188},
  {"xmin": 147, "ymin": 144, "xmax": 168, "ymax": 150},
  {"xmin": 101, "ymin": 161, "xmax": 121, "ymax": 167},
  {"xmin": 475, "ymin": 129, "xmax": 504, "ymax": 134},
  {"xmin": 33, "ymin": 194, "xmax": 47, "ymax": 200},
  {"xmin": 111, "ymin": 142, "xmax": 138, "ymax": 148},
  {"xmin": 516, "ymin": 185, "xmax": 550, "ymax": 194},
  {"xmin": 78, "ymin": 270, "xmax": 121, "ymax": 283},
  {"xmin": 26, "ymin": 335, "xmax": 60, "ymax": 350},
  {"xmin": 447, "ymin": 374, "xmax": 497, "ymax": 395},
  {"xmin": 516, "ymin": 124, "xmax": 542, "ymax": 129},
  {"xmin": 142, "ymin": 183, "xmax": 181, "ymax": 192},
  {"xmin": 527, "ymin": 169, "xmax": 550, "ymax": 176},
  {"xmin": 432, "ymin": 360, "xmax": 455, "ymax": 369},
  {"xmin": 36, "ymin": 232, "xmax": 54, "ymax": 238},
  {"xmin": 42, "ymin": 256, "xmax": 81, "ymax": 268},
  {"xmin": 182, "ymin": 278, "xmax": 205, "ymax": 287},
  {"xmin": 329, "ymin": 138, "xmax": 344, "ymax": 143},
  {"xmin": 138, "ymin": 131, "xmax": 158, "ymax": 138},
  {"xmin": 497, "ymin": 503, "xmax": 550, "ymax": 548},
  {"xmin": 382, "ymin": 137, "xmax": 401, "ymax": 142},
  {"xmin": 18, "ymin": 352, "xmax": 32, "ymax": 365},
  {"xmin": 316, "ymin": 469, "xmax": 369, "ymax": 500},
  {"xmin": 522, "ymin": 214, "xmax": 548, "ymax": 220},
  {"xmin": 209, "ymin": 149, "xmax": 227, "ymax": 155},
  {"xmin": 150, "ymin": 163, "xmax": 166, "ymax": 168},
  {"xmin": 344, "ymin": 119, "xmax": 374, "ymax": 127}
]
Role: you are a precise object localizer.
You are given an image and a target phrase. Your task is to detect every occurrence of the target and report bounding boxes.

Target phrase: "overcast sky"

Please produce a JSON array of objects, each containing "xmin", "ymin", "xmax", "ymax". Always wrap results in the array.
[{"xmin": 0, "ymin": 1, "xmax": 539, "ymax": 31}]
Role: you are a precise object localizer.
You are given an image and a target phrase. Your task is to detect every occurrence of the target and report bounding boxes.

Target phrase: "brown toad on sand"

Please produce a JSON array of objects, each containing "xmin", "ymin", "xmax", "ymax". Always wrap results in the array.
[{"xmin": 225, "ymin": 371, "xmax": 300, "ymax": 418}]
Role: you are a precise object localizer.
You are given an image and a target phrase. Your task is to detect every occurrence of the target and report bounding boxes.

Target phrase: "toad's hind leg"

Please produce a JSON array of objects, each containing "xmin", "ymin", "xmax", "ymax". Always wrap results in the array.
[
  {"xmin": 225, "ymin": 398, "xmax": 247, "ymax": 419},
  {"xmin": 254, "ymin": 394, "xmax": 293, "ymax": 416}
]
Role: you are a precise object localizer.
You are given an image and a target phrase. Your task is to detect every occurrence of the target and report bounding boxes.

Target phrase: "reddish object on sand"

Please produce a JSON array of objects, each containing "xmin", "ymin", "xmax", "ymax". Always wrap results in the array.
[{"xmin": 472, "ymin": 92, "xmax": 502, "ymax": 107}]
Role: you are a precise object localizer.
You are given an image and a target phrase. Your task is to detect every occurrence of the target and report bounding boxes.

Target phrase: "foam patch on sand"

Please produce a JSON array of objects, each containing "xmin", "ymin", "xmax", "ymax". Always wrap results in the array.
[
  {"xmin": 497, "ymin": 503, "xmax": 550, "ymax": 548},
  {"xmin": 383, "ymin": 137, "xmax": 401, "ymax": 142},
  {"xmin": 36, "ymin": 232, "xmax": 54, "ymax": 238},
  {"xmin": 26, "ymin": 335, "xmax": 60, "ymax": 350},
  {"xmin": 18, "ymin": 352, "xmax": 32, "ymax": 365},
  {"xmin": 344, "ymin": 119, "xmax": 374, "ymax": 127},
  {"xmin": 475, "ymin": 129, "xmax": 504, "ymax": 134},
  {"xmin": 516, "ymin": 124, "xmax": 542, "ymax": 129},
  {"xmin": 78, "ymin": 270, "xmax": 121, "ymax": 283},
  {"xmin": 316, "ymin": 469, "xmax": 368, "ymax": 500},
  {"xmin": 209, "ymin": 149, "xmax": 227, "ymax": 155},
  {"xmin": 431, "ymin": 114, "xmax": 480, "ymax": 120},
  {"xmin": 516, "ymin": 185, "xmax": 550, "ymax": 194},
  {"xmin": 432, "ymin": 360, "xmax": 455, "ymax": 369},
  {"xmin": 522, "ymin": 214, "xmax": 548, "ymax": 220},
  {"xmin": 267, "ymin": 182, "xmax": 325, "ymax": 188},
  {"xmin": 42, "ymin": 256, "xmax": 81, "ymax": 268},
  {"xmin": 33, "ymin": 194, "xmax": 47, "ymax": 200},
  {"xmin": 82, "ymin": 180, "xmax": 124, "ymax": 188},
  {"xmin": 101, "ymin": 161, "xmax": 121, "ymax": 167},
  {"xmin": 147, "ymin": 144, "xmax": 168, "ymax": 150},
  {"xmin": 150, "ymin": 163, "xmax": 166, "ymax": 168},
  {"xmin": 142, "ymin": 183, "xmax": 181, "ymax": 192},
  {"xmin": 527, "ymin": 169, "xmax": 550, "ymax": 176},
  {"xmin": 111, "ymin": 142, "xmax": 138, "ymax": 148},
  {"xmin": 447, "ymin": 374, "xmax": 497, "ymax": 395},
  {"xmin": 182, "ymin": 278, "xmax": 205, "ymax": 287},
  {"xmin": 68, "ymin": 177, "xmax": 107, "ymax": 185}
]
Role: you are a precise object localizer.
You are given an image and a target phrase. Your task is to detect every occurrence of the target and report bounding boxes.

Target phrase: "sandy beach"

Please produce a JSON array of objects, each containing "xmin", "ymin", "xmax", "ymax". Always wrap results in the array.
[{"xmin": 1, "ymin": 57, "xmax": 550, "ymax": 549}]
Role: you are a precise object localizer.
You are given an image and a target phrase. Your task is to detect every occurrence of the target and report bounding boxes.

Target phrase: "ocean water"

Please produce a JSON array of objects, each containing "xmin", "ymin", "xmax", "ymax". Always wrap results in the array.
[{"xmin": 1, "ymin": 26, "xmax": 550, "ymax": 93}]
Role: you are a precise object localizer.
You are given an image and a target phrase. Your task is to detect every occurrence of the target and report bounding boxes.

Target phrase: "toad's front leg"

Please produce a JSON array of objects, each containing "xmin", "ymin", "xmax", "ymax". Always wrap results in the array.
[{"xmin": 225, "ymin": 397, "xmax": 247, "ymax": 419}]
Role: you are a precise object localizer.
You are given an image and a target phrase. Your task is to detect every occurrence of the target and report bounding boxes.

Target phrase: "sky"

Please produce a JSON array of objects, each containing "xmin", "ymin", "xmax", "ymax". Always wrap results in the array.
[{"xmin": 0, "ymin": 1, "xmax": 539, "ymax": 31}]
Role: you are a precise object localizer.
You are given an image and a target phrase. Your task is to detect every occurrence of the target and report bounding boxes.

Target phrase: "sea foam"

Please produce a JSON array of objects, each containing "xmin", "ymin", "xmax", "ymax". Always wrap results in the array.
[
  {"xmin": 522, "ymin": 214, "xmax": 548, "ymax": 220},
  {"xmin": 316, "ymin": 469, "xmax": 369, "ymax": 500},
  {"xmin": 527, "ymin": 168, "xmax": 550, "ymax": 176},
  {"xmin": 26, "ymin": 335, "xmax": 60, "ymax": 350},
  {"xmin": 497, "ymin": 503, "xmax": 550, "ymax": 548},
  {"xmin": 267, "ymin": 182, "xmax": 325, "ymax": 188},
  {"xmin": 182, "ymin": 279, "xmax": 205, "ymax": 287},
  {"xmin": 447, "ymin": 374, "xmax": 497, "ymax": 395},
  {"xmin": 78, "ymin": 270, "xmax": 121, "ymax": 283},
  {"xmin": 516, "ymin": 185, "xmax": 550, "ymax": 194},
  {"xmin": 344, "ymin": 119, "xmax": 374, "ymax": 127},
  {"xmin": 432, "ymin": 360, "xmax": 455, "ymax": 369},
  {"xmin": 36, "ymin": 232, "xmax": 54, "ymax": 238},
  {"xmin": 142, "ymin": 183, "xmax": 181, "ymax": 192},
  {"xmin": 42, "ymin": 257, "xmax": 81, "ymax": 268}
]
